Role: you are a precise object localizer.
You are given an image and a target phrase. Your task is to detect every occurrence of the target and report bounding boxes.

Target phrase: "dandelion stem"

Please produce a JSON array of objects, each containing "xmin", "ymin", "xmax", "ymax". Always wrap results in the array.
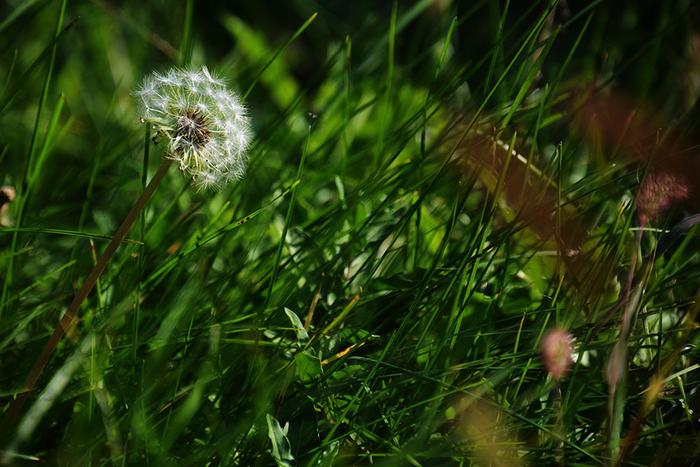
[
  {"xmin": 134, "ymin": 124, "xmax": 151, "ymax": 359},
  {"xmin": 6, "ymin": 157, "xmax": 173, "ymax": 424}
]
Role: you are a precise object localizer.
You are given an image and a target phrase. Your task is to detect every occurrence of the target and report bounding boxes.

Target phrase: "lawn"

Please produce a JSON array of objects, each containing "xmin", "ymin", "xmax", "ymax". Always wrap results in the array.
[{"xmin": 1, "ymin": 0, "xmax": 700, "ymax": 465}]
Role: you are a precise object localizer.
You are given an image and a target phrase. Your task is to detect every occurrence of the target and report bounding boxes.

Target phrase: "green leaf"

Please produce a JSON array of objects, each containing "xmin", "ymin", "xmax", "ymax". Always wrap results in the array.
[
  {"xmin": 295, "ymin": 350, "xmax": 321, "ymax": 382},
  {"xmin": 315, "ymin": 441, "xmax": 340, "ymax": 467},
  {"xmin": 266, "ymin": 414, "xmax": 294, "ymax": 467},
  {"xmin": 284, "ymin": 307, "xmax": 308, "ymax": 342}
]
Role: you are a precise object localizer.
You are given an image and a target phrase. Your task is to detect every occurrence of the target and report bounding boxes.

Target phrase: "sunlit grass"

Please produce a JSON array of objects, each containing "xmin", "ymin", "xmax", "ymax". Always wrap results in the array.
[{"xmin": 1, "ymin": 1, "xmax": 700, "ymax": 465}]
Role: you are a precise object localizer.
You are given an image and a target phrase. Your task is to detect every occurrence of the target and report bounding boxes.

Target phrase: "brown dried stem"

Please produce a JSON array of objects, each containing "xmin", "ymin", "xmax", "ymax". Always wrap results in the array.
[{"xmin": 6, "ymin": 158, "xmax": 173, "ymax": 424}]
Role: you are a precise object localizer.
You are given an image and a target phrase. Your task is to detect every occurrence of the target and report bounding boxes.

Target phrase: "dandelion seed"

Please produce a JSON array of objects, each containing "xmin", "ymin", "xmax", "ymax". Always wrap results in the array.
[
  {"xmin": 135, "ymin": 67, "xmax": 252, "ymax": 190},
  {"xmin": 541, "ymin": 327, "xmax": 574, "ymax": 380}
]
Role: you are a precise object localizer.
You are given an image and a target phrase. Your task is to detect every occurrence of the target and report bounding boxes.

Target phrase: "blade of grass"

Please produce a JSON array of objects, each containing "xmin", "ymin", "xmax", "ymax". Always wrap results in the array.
[
  {"xmin": 1, "ymin": 0, "xmax": 68, "ymax": 318},
  {"xmin": 264, "ymin": 126, "xmax": 311, "ymax": 314},
  {"xmin": 5, "ymin": 158, "xmax": 173, "ymax": 425},
  {"xmin": 242, "ymin": 12, "xmax": 318, "ymax": 100}
]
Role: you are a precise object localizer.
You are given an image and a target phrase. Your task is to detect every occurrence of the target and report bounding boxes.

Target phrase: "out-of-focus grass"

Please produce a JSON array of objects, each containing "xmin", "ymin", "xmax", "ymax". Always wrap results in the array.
[{"xmin": 1, "ymin": 0, "xmax": 700, "ymax": 465}]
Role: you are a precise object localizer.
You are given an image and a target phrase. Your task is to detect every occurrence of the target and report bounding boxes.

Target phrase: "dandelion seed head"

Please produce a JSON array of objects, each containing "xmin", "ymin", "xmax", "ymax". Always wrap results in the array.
[{"xmin": 135, "ymin": 66, "xmax": 252, "ymax": 190}]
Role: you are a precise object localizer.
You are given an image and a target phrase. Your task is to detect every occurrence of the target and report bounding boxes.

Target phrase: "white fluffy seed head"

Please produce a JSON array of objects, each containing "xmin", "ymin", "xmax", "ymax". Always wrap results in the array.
[{"xmin": 135, "ymin": 67, "xmax": 252, "ymax": 190}]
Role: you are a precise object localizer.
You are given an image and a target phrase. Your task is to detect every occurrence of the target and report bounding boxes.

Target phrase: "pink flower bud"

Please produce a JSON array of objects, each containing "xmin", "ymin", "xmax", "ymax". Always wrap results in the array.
[{"xmin": 541, "ymin": 327, "xmax": 574, "ymax": 380}]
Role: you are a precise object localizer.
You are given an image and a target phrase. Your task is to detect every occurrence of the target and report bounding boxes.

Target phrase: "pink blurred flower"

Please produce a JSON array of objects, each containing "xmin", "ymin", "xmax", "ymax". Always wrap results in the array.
[
  {"xmin": 636, "ymin": 172, "xmax": 689, "ymax": 226},
  {"xmin": 541, "ymin": 327, "xmax": 574, "ymax": 380}
]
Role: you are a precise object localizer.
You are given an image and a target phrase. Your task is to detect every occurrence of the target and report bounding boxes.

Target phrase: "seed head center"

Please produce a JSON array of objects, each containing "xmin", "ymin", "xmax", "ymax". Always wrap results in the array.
[{"xmin": 176, "ymin": 109, "xmax": 211, "ymax": 148}]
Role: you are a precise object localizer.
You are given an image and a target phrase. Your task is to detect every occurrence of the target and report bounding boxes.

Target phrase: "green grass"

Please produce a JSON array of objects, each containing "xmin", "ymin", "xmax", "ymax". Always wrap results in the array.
[{"xmin": 2, "ymin": 0, "xmax": 700, "ymax": 465}]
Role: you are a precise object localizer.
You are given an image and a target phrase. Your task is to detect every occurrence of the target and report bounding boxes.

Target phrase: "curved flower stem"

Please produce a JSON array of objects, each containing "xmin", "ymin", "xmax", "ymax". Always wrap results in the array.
[{"xmin": 6, "ymin": 157, "xmax": 173, "ymax": 424}]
